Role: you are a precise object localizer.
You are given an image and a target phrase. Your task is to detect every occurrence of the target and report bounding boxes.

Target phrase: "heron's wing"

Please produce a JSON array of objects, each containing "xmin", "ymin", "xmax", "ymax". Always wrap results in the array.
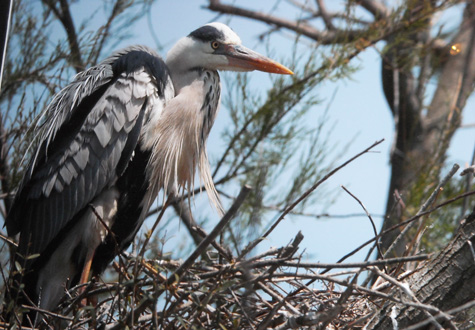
[{"xmin": 6, "ymin": 46, "xmax": 172, "ymax": 257}]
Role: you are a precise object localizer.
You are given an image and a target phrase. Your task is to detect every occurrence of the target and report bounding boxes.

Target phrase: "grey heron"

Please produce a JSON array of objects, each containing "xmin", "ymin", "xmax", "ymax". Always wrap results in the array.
[{"xmin": 5, "ymin": 22, "xmax": 292, "ymax": 319}]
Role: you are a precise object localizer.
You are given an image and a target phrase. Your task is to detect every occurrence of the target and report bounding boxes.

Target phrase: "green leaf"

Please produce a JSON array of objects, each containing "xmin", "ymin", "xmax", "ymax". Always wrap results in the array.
[{"xmin": 26, "ymin": 253, "xmax": 40, "ymax": 260}]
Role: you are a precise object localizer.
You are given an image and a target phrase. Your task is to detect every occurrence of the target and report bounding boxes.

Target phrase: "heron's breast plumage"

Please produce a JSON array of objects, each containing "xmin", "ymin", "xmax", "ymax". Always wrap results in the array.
[{"xmin": 147, "ymin": 69, "xmax": 223, "ymax": 213}]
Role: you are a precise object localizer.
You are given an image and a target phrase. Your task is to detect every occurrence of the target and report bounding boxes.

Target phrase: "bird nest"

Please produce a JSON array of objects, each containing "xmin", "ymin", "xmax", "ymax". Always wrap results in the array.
[
  {"xmin": 3, "ymin": 141, "xmax": 473, "ymax": 329},
  {"xmin": 6, "ymin": 227, "xmax": 429, "ymax": 329}
]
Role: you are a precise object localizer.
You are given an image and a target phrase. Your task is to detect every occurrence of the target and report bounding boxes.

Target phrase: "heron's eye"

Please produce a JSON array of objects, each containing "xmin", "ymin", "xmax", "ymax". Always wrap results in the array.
[{"xmin": 211, "ymin": 41, "xmax": 220, "ymax": 50}]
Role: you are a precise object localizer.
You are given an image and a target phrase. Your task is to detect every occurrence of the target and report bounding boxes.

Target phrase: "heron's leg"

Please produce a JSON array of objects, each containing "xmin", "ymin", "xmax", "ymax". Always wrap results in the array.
[{"xmin": 79, "ymin": 248, "xmax": 95, "ymax": 305}]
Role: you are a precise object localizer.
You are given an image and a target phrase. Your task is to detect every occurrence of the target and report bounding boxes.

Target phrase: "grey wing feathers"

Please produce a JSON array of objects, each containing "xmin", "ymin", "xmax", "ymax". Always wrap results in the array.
[
  {"xmin": 27, "ymin": 45, "xmax": 157, "ymax": 183},
  {"xmin": 7, "ymin": 46, "xmax": 169, "ymax": 257}
]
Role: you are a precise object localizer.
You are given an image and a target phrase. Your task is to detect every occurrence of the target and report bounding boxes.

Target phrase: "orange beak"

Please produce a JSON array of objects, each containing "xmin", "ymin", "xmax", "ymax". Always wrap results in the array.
[{"xmin": 223, "ymin": 44, "xmax": 293, "ymax": 75}]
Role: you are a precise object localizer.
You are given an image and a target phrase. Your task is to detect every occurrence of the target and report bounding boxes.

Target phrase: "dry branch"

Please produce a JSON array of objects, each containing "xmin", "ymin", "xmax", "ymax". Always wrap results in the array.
[{"xmin": 4, "ymin": 155, "xmax": 473, "ymax": 329}]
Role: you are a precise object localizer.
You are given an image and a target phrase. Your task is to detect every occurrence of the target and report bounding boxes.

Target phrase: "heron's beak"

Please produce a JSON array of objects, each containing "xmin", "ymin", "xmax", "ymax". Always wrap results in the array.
[{"xmin": 223, "ymin": 45, "xmax": 293, "ymax": 75}]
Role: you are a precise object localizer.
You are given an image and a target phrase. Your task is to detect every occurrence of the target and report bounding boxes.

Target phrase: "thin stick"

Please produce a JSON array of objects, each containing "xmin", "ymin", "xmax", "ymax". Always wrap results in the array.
[
  {"xmin": 384, "ymin": 163, "xmax": 460, "ymax": 258},
  {"xmin": 331, "ymin": 189, "xmax": 475, "ymax": 268},
  {"xmin": 341, "ymin": 185, "xmax": 385, "ymax": 262},
  {"xmin": 228, "ymin": 288, "xmax": 257, "ymax": 329},
  {"xmin": 166, "ymin": 185, "xmax": 251, "ymax": 284},
  {"xmin": 461, "ymin": 143, "xmax": 475, "ymax": 217},
  {"xmin": 403, "ymin": 300, "xmax": 475, "ymax": 330},
  {"xmin": 247, "ymin": 254, "xmax": 429, "ymax": 270},
  {"xmin": 20, "ymin": 304, "xmax": 74, "ymax": 321},
  {"xmin": 139, "ymin": 197, "xmax": 171, "ymax": 258},
  {"xmin": 240, "ymin": 139, "xmax": 385, "ymax": 259},
  {"xmin": 368, "ymin": 266, "xmax": 454, "ymax": 330},
  {"xmin": 0, "ymin": 232, "xmax": 17, "ymax": 247},
  {"xmin": 192, "ymin": 226, "xmax": 233, "ymax": 261},
  {"xmin": 196, "ymin": 254, "xmax": 428, "ymax": 280},
  {"xmin": 108, "ymin": 186, "xmax": 251, "ymax": 329}
]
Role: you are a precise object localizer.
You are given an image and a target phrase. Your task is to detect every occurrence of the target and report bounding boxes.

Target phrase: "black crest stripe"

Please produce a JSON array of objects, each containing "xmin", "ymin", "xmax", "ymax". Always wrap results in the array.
[{"xmin": 188, "ymin": 25, "xmax": 224, "ymax": 42}]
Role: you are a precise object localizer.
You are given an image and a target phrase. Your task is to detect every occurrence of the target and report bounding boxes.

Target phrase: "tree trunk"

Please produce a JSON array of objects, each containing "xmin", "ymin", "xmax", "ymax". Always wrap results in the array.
[
  {"xmin": 367, "ymin": 208, "xmax": 475, "ymax": 329},
  {"xmin": 381, "ymin": 1, "xmax": 475, "ymax": 256}
]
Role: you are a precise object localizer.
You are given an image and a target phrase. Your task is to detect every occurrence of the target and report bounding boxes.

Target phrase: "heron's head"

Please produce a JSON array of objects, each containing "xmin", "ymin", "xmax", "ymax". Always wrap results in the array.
[{"xmin": 166, "ymin": 22, "xmax": 293, "ymax": 75}]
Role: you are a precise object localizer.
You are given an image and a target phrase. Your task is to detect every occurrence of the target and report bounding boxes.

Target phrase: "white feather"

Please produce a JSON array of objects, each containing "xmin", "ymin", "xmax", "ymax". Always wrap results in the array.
[{"xmin": 147, "ymin": 76, "xmax": 223, "ymax": 215}]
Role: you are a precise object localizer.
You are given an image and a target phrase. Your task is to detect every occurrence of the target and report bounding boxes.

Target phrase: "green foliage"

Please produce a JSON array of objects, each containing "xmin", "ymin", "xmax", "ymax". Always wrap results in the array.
[
  {"xmin": 216, "ymin": 42, "xmax": 359, "ymax": 249},
  {"xmin": 420, "ymin": 171, "xmax": 467, "ymax": 252}
]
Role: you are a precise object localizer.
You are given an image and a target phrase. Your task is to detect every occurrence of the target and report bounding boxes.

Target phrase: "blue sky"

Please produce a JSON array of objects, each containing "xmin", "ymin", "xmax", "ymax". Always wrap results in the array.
[{"xmin": 38, "ymin": 1, "xmax": 475, "ymax": 262}]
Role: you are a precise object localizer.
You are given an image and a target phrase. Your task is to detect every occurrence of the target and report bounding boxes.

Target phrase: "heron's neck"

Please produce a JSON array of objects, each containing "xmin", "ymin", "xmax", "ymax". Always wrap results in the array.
[
  {"xmin": 167, "ymin": 67, "xmax": 210, "ymax": 93},
  {"xmin": 167, "ymin": 67, "xmax": 221, "ymax": 144},
  {"xmin": 146, "ymin": 67, "xmax": 223, "ymax": 213}
]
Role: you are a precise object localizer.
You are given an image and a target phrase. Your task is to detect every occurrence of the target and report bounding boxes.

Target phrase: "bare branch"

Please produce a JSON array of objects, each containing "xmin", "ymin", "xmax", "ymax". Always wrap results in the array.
[
  {"xmin": 341, "ymin": 185, "xmax": 384, "ymax": 260},
  {"xmin": 240, "ymin": 139, "xmax": 385, "ymax": 259},
  {"xmin": 359, "ymin": 0, "xmax": 390, "ymax": 19},
  {"xmin": 315, "ymin": 0, "xmax": 334, "ymax": 30},
  {"xmin": 42, "ymin": 0, "xmax": 84, "ymax": 72},
  {"xmin": 169, "ymin": 185, "xmax": 251, "ymax": 284},
  {"xmin": 207, "ymin": 0, "xmax": 364, "ymax": 44},
  {"xmin": 384, "ymin": 163, "xmax": 460, "ymax": 257}
]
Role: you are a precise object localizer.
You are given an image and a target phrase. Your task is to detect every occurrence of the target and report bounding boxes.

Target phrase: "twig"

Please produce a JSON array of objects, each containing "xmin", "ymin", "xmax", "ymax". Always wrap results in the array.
[
  {"xmin": 265, "ymin": 231, "xmax": 304, "ymax": 276},
  {"xmin": 269, "ymin": 139, "xmax": 384, "ymax": 237},
  {"xmin": 228, "ymin": 288, "xmax": 257, "ymax": 329},
  {"xmin": 107, "ymin": 186, "xmax": 251, "ymax": 329},
  {"xmin": 167, "ymin": 185, "xmax": 251, "ymax": 285},
  {"xmin": 341, "ymin": 185, "xmax": 385, "ymax": 261},
  {"xmin": 267, "ymin": 271, "xmax": 459, "ymax": 314},
  {"xmin": 384, "ymin": 163, "xmax": 460, "ymax": 258},
  {"xmin": 315, "ymin": 0, "xmax": 335, "ymax": 30},
  {"xmin": 138, "ymin": 197, "xmax": 170, "ymax": 258},
  {"xmin": 192, "ymin": 226, "xmax": 233, "ymax": 262},
  {"xmin": 20, "ymin": 304, "xmax": 74, "ymax": 321},
  {"xmin": 402, "ymin": 300, "xmax": 475, "ymax": 330},
  {"xmin": 359, "ymin": 0, "xmax": 390, "ymax": 18},
  {"xmin": 0, "ymin": 232, "xmax": 17, "ymax": 247},
  {"xmin": 245, "ymin": 254, "xmax": 428, "ymax": 270},
  {"xmin": 461, "ymin": 143, "xmax": 475, "ymax": 217},
  {"xmin": 240, "ymin": 139, "xmax": 385, "ymax": 259},
  {"xmin": 331, "ymin": 189, "xmax": 475, "ymax": 268},
  {"xmin": 256, "ymin": 295, "xmax": 288, "ymax": 330},
  {"xmin": 320, "ymin": 269, "xmax": 361, "ymax": 329},
  {"xmin": 257, "ymin": 282, "xmax": 300, "ymax": 315},
  {"xmin": 208, "ymin": 0, "xmax": 365, "ymax": 44},
  {"xmin": 273, "ymin": 311, "xmax": 321, "ymax": 329},
  {"xmin": 368, "ymin": 267, "xmax": 455, "ymax": 330}
]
